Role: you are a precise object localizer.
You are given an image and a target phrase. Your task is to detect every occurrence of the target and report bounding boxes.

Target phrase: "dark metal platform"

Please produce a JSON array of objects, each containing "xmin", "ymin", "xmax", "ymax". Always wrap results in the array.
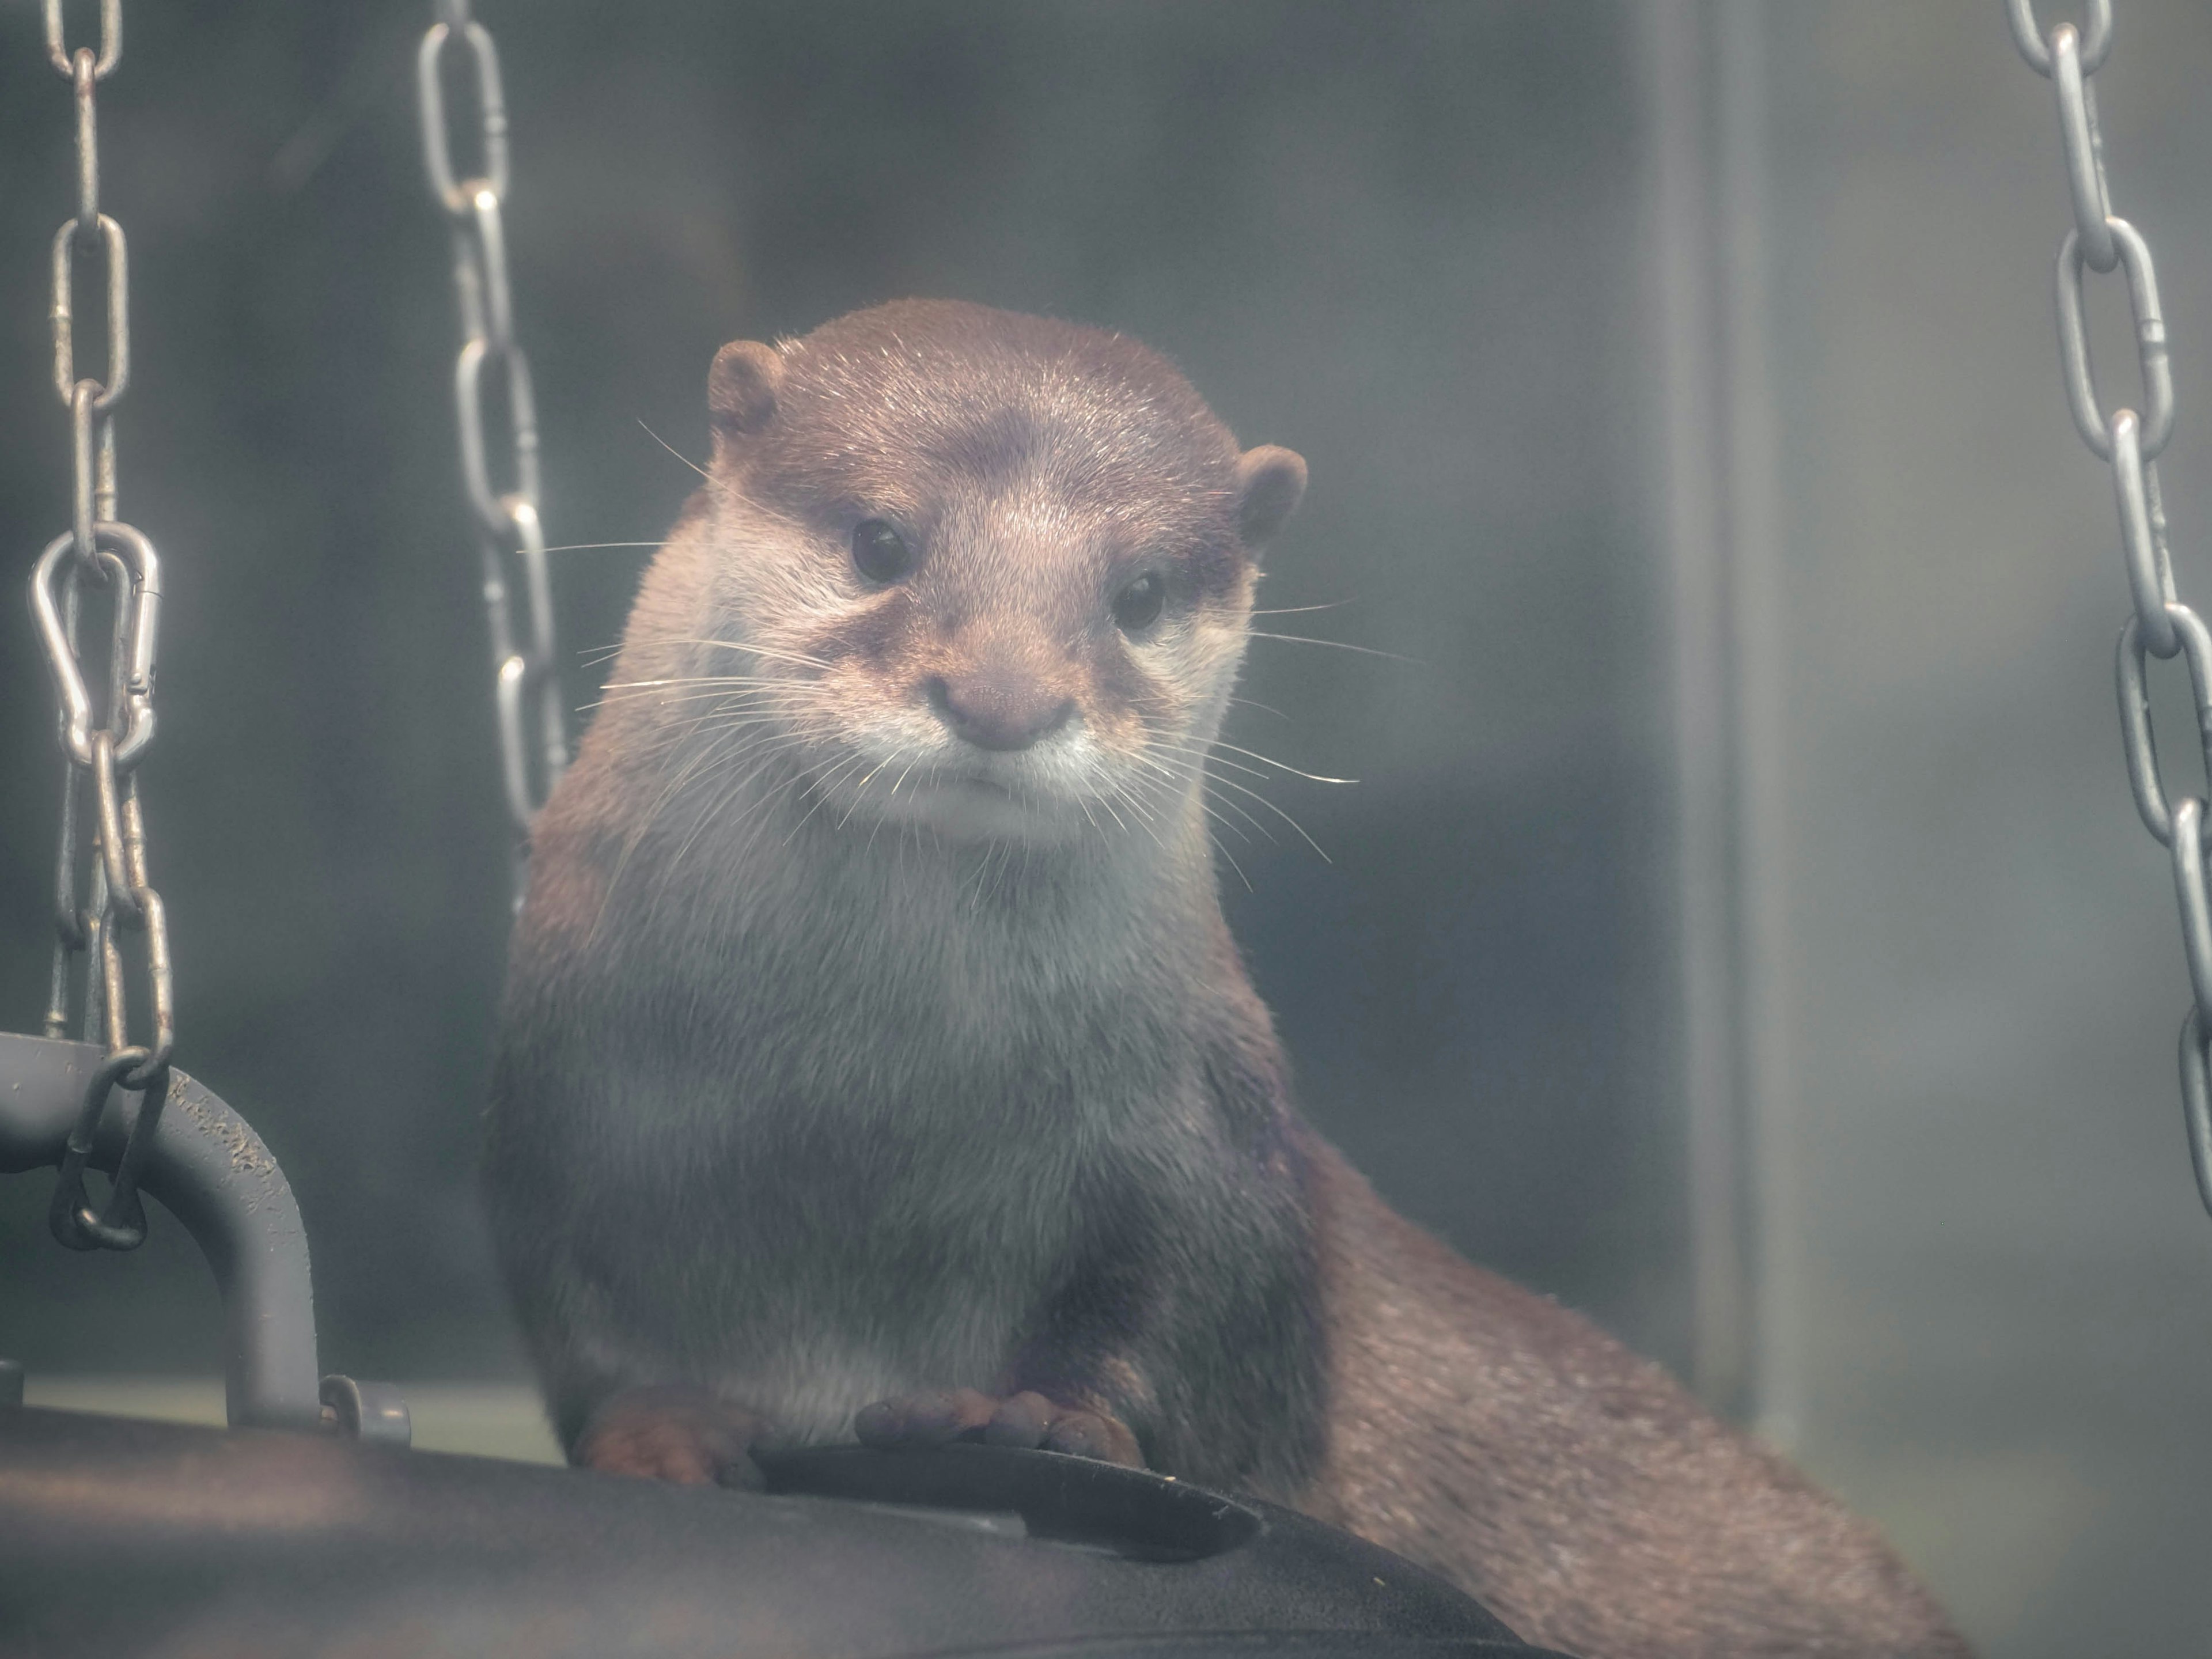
[{"xmin": 0, "ymin": 1407, "xmax": 1569, "ymax": 1658}]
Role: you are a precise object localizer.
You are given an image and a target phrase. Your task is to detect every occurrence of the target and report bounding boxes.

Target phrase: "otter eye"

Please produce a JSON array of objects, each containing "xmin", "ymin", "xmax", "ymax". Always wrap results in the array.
[
  {"xmin": 1112, "ymin": 571, "xmax": 1166, "ymax": 634},
  {"xmin": 852, "ymin": 519, "xmax": 913, "ymax": 584}
]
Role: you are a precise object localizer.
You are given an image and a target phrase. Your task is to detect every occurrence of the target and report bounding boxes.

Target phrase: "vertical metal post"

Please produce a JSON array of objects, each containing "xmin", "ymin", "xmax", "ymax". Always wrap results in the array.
[
  {"xmin": 1637, "ymin": 0, "xmax": 1795, "ymax": 1437},
  {"xmin": 1712, "ymin": 0, "xmax": 1802, "ymax": 1450}
]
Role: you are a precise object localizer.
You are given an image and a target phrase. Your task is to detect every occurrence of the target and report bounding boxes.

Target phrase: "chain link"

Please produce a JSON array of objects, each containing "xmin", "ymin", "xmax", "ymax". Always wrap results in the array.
[
  {"xmin": 417, "ymin": 0, "xmax": 567, "ymax": 870},
  {"xmin": 2009, "ymin": 5, "xmax": 2212, "ymax": 1218},
  {"xmin": 30, "ymin": 0, "xmax": 174, "ymax": 1253}
]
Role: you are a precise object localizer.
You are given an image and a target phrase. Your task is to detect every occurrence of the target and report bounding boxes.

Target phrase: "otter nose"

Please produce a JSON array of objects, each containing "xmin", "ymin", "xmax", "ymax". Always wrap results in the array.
[{"xmin": 926, "ymin": 670, "xmax": 1075, "ymax": 752}]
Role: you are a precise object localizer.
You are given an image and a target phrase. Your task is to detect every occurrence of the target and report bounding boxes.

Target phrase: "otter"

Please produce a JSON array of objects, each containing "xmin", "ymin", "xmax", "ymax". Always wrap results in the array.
[{"xmin": 485, "ymin": 299, "xmax": 1968, "ymax": 1659}]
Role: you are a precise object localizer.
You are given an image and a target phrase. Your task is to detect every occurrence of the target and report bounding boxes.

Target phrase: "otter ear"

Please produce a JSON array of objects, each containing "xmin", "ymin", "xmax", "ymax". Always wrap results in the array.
[
  {"xmin": 1236, "ymin": 445, "xmax": 1307, "ymax": 550},
  {"xmin": 708, "ymin": 340, "xmax": 783, "ymax": 448}
]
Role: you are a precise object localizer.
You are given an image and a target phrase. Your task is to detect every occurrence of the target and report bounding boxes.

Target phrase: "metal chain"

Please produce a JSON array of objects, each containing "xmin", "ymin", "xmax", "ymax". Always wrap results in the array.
[
  {"xmin": 29, "ymin": 0, "xmax": 175, "ymax": 1252},
  {"xmin": 2006, "ymin": 1, "xmax": 2212, "ymax": 1217},
  {"xmin": 417, "ymin": 0, "xmax": 567, "ymax": 884}
]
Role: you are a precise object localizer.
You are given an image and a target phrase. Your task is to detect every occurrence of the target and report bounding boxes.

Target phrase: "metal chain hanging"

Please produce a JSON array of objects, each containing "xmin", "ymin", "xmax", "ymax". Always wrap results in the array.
[
  {"xmin": 417, "ymin": 0, "xmax": 567, "ymax": 889},
  {"xmin": 28, "ymin": 0, "xmax": 176, "ymax": 1252},
  {"xmin": 2005, "ymin": 0, "xmax": 2212, "ymax": 1216}
]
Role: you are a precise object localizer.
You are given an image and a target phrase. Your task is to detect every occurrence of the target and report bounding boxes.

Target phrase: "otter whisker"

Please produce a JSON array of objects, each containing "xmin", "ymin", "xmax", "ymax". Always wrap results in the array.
[
  {"xmin": 642, "ymin": 714, "xmax": 790, "ymax": 756},
  {"xmin": 666, "ymin": 748, "xmax": 762, "ymax": 877},
  {"xmin": 1124, "ymin": 753, "xmax": 1230, "ymax": 832},
  {"xmin": 638, "ymin": 721, "xmax": 764, "ymax": 840},
  {"xmin": 637, "ymin": 416, "xmax": 709, "ymax": 478},
  {"xmin": 619, "ymin": 717, "xmax": 787, "ymax": 750},
  {"xmin": 722, "ymin": 746, "xmax": 820, "ymax": 840},
  {"xmin": 671, "ymin": 729, "xmax": 829, "ymax": 878},
  {"xmin": 1199, "ymin": 783, "xmax": 1277, "ymax": 845},
  {"xmin": 1149, "ymin": 732, "xmax": 1355, "ymax": 795},
  {"xmin": 1192, "ymin": 796, "xmax": 1258, "ymax": 846},
  {"xmin": 1212, "ymin": 835, "xmax": 1253, "ymax": 892},
  {"xmin": 862, "ymin": 753, "xmax": 929, "ymax": 855},
  {"xmin": 600, "ymin": 675, "xmax": 806, "ymax": 692},
  {"xmin": 636, "ymin": 697, "xmax": 794, "ymax": 741},
  {"xmin": 610, "ymin": 703, "xmax": 801, "ymax": 738},
  {"xmin": 1100, "ymin": 778, "xmax": 1160, "ymax": 835},
  {"xmin": 664, "ymin": 638, "xmax": 835, "ymax": 671},
  {"xmin": 1141, "ymin": 736, "xmax": 1272, "ymax": 790},
  {"xmin": 1113, "ymin": 764, "xmax": 1210, "ymax": 857},
  {"xmin": 1244, "ymin": 630, "xmax": 1418, "ymax": 664},
  {"xmin": 1157, "ymin": 745, "xmax": 1277, "ymax": 786},
  {"xmin": 1090, "ymin": 787, "xmax": 1133, "ymax": 836},
  {"xmin": 783, "ymin": 755, "xmax": 868, "ymax": 846},
  {"xmin": 588, "ymin": 685, "xmax": 805, "ymax": 713},
  {"xmin": 1196, "ymin": 738, "xmax": 1357, "ymax": 786},
  {"xmin": 1203, "ymin": 774, "xmax": 1327, "ymax": 860},
  {"xmin": 839, "ymin": 748, "xmax": 912, "ymax": 831},
  {"xmin": 592, "ymin": 720, "xmax": 768, "ymax": 934},
  {"xmin": 964, "ymin": 836, "xmax": 1005, "ymax": 907},
  {"xmin": 1124, "ymin": 740, "xmax": 1203, "ymax": 782}
]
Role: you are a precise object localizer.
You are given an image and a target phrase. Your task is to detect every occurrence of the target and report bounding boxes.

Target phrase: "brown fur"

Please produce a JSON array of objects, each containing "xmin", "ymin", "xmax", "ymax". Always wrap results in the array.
[
  {"xmin": 488, "ymin": 300, "xmax": 1969, "ymax": 1659},
  {"xmin": 1302, "ymin": 1148, "xmax": 1965, "ymax": 1657}
]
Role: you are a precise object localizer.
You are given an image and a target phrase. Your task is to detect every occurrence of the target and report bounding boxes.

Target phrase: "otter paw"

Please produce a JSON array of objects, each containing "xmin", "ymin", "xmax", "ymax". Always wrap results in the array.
[
  {"xmin": 853, "ymin": 1387, "xmax": 1142, "ymax": 1467},
  {"xmin": 574, "ymin": 1384, "xmax": 768, "ymax": 1489}
]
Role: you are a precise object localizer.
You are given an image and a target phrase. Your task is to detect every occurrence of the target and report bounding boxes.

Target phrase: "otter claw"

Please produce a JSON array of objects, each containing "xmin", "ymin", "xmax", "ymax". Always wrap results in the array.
[
  {"xmin": 854, "ymin": 1386, "xmax": 997, "ymax": 1446},
  {"xmin": 574, "ymin": 1384, "xmax": 768, "ymax": 1489},
  {"xmin": 856, "ymin": 1387, "xmax": 1142, "ymax": 1467}
]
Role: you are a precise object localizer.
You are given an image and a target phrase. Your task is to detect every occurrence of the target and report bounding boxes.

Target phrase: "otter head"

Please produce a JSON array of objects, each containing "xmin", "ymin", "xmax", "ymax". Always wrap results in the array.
[{"xmin": 685, "ymin": 300, "xmax": 1304, "ymax": 847}]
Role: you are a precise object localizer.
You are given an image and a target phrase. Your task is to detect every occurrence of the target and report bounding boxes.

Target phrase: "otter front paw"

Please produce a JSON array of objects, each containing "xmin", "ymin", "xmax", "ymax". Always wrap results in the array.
[
  {"xmin": 853, "ymin": 1387, "xmax": 1143, "ymax": 1467},
  {"xmin": 574, "ymin": 1384, "xmax": 769, "ymax": 1489}
]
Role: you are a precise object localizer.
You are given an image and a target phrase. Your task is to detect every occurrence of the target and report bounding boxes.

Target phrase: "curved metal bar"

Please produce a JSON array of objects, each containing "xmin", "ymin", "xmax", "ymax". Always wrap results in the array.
[{"xmin": 0, "ymin": 1032, "xmax": 321, "ymax": 1430}]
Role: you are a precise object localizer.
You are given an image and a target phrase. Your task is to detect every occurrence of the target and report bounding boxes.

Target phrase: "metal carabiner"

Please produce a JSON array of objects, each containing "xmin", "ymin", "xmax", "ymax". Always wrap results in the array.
[
  {"xmin": 30, "ymin": 521, "xmax": 161, "ymax": 770},
  {"xmin": 49, "ymin": 1043, "xmax": 167, "ymax": 1252}
]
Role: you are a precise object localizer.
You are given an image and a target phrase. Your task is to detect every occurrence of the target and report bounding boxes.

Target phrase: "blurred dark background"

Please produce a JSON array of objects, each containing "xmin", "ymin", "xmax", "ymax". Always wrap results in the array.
[
  {"xmin": 3, "ymin": 4, "xmax": 2210, "ymax": 1655},
  {"xmin": 0, "ymin": 1, "xmax": 1680, "ymax": 1379}
]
